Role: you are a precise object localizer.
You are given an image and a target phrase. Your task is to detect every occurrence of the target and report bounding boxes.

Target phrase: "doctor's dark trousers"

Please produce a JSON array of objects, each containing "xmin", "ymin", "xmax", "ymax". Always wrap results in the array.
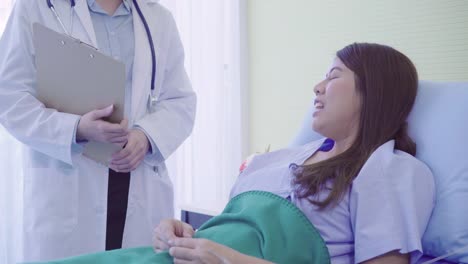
[{"xmin": 106, "ymin": 169, "xmax": 131, "ymax": 250}]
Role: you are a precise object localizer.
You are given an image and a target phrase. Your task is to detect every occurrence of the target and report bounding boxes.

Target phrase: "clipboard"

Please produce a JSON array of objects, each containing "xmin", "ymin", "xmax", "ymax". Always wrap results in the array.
[{"xmin": 32, "ymin": 23, "xmax": 126, "ymax": 166}]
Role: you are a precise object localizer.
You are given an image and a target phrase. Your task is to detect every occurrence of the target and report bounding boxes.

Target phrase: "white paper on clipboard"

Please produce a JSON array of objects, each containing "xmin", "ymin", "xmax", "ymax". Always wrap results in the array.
[{"xmin": 33, "ymin": 23, "xmax": 126, "ymax": 166}]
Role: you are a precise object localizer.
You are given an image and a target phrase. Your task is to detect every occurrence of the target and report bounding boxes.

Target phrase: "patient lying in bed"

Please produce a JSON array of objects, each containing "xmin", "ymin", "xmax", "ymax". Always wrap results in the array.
[{"xmin": 34, "ymin": 42, "xmax": 435, "ymax": 264}]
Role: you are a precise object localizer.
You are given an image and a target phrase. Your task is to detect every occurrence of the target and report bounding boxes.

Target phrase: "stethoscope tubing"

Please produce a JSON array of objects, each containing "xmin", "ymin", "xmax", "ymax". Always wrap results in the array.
[{"xmin": 132, "ymin": 0, "xmax": 156, "ymax": 94}]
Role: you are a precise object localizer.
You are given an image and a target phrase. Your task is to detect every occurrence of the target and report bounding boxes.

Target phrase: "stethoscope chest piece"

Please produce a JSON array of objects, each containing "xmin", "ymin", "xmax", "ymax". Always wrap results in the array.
[{"xmin": 148, "ymin": 93, "xmax": 158, "ymax": 109}]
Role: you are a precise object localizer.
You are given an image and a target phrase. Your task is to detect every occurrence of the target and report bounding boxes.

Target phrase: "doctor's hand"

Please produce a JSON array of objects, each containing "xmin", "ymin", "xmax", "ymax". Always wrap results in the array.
[
  {"xmin": 109, "ymin": 129, "xmax": 150, "ymax": 172},
  {"xmin": 76, "ymin": 105, "xmax": 128, "ymax": 145},
  {"xmin": 153, "ymin": 219, "xmax": 195, "ymax": 253}
]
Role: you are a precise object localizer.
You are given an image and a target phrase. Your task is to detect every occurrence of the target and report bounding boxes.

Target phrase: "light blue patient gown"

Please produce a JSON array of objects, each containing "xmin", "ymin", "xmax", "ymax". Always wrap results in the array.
[{"xmin": 231, "ymin": 138, "xmax": 435, "ymax": 264}]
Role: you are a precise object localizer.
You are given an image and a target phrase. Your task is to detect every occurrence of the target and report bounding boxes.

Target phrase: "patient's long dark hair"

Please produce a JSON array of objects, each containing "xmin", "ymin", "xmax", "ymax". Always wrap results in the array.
[{"xmin": 292, "ymin": 43, "xmax": 418, "ymax": 209}]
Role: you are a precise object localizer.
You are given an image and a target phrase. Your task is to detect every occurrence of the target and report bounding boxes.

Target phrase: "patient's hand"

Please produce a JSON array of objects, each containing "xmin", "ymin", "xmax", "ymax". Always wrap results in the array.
[
  {"xmin": 168, "ymin": 238, "xmax": 235, "ymax": 264},
  {"xmin": 153, "ymin": 219, "xmax": 195, "ymax": 253},
  {"xmin": 168, "ymin": 238, "xmax": 275, "ymax": 264}
]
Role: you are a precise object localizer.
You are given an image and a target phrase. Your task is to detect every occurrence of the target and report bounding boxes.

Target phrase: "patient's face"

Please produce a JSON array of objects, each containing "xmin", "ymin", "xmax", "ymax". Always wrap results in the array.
[{"xmin": 311, "ymin": 57, "xmax": 361, "ymax": 141}]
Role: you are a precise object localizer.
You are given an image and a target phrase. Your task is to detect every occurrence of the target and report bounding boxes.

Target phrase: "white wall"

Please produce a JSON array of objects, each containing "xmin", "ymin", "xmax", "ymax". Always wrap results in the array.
[{"xmin": 247, "ymin": 0, "xmax": 468, "ymax": 153}]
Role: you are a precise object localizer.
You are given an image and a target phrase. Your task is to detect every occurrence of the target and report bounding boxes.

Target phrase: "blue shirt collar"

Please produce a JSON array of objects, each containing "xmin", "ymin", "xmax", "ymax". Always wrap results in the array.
[{"xmin": 87, "ymin": 0, "xmax": 132, "ymax": 16}]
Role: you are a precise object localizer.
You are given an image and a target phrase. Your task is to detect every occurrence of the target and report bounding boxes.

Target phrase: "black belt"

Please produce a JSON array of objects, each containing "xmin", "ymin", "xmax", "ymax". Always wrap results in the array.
[{"xmin": 105, "ymin": 169, "xmax": 130, "ymax": 250}]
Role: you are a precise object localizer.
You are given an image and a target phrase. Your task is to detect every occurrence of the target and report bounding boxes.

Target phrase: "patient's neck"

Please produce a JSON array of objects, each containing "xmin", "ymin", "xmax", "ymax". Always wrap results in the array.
[
  {"xmin": 327, "ymin": 133, "xmax": 357, "ymax": 158},
  {"xmin": 331, "ymin": 139, "xmax": 352, "ymax": 156}
]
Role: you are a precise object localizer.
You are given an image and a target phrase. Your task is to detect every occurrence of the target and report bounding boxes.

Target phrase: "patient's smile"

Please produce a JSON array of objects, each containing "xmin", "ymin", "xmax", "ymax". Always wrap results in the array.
[
  {"xmin": 314, "ymin": 100, "xmax": 324, "ymax": 109},
  {"xmin": 314, "ymin": 100, "xmax": 324, "ymax": 117}
]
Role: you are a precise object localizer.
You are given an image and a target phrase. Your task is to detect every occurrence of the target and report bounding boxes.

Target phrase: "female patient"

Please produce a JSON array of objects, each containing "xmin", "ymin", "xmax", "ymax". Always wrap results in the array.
[
  {"xmin": 37, "ymin": 43, "xmax": 434, "ymax": 264},
  {"xmin": 154, "ymin": 43, "xmax": 435, "ymax": 264}
]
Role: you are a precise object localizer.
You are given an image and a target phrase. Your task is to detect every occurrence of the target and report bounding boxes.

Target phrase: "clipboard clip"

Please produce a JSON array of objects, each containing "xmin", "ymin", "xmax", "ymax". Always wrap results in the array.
[
  {"xmin": 58, "ymin": 36, "xmax": 98, "ymax": 53},
  {"xmin": 78, "ymin": 40, "xmax": 98, "ymax": 51},
  {"xmin": 69, "ymin": 37, "xmax": 98, "ymax": 51}
]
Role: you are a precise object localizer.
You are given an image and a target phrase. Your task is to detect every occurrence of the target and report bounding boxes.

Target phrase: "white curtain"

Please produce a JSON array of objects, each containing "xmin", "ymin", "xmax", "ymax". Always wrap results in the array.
[
  {"xmin": 0, "ymin": 1, "xmax": 23, "ymax": 263},
  {"xmin": 0, "ymin": 0, "xmax": 246, "ymax": 262},
  {"xmin": 159, "ymin": 0, "xmax": 248, "ymax": 215},
  {"xmin": 0, "ymin": 130, "xmax": 23, "ymax": 264}
]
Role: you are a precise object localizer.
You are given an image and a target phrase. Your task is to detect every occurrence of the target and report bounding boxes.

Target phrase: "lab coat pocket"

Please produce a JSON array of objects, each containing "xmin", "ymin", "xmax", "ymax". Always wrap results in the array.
[
  {"xmin": 122, "ymin": 165, "xmax": 173, "ymax": 247},
  {"xmin": 126, "ymin": 164, "xmax": 173, "ymax": 221},
  {"xmin": 23, "ymin": 168, "xmax": 79, "ymax": 233},
  {"xmin": 144, "ymin": 164, "xmax": 173, "ymax": 222}
]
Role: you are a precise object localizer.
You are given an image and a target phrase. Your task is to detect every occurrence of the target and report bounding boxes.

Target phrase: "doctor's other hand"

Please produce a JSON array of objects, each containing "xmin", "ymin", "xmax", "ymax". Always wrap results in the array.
[
  {"xmin": 153, "ymin": 219, "xmax": 195, "ymax": 253},
  {"xmin": 109, "ymin": 129, "xmax": 150, "ymax": 172},
  {"xmin": 76, "ymin": 105, "xmax": 128, "ymax": 145}
]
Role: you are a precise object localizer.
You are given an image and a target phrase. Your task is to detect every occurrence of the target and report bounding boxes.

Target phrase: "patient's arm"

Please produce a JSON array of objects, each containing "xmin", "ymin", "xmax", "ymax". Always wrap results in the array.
[
  {"xmin": 169, "ymin": 238, "xmax": 274, "ymax": 264},
  {"xmin": 360, "ymin": 250, "xmax": 409, "ymax": 264}
]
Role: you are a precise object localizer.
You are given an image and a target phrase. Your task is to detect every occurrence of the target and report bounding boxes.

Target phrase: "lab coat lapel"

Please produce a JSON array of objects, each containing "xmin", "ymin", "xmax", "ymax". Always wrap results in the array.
[{"xmin": 73, "ymin": 0, "xmax": 98, "ymax": 47}]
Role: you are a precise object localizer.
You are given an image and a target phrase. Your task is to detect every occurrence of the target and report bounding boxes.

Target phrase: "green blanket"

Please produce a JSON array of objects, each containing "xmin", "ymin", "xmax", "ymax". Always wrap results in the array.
[{"xmin": 37, "ymin": 191, "xmax": 330, "ymax": 264}]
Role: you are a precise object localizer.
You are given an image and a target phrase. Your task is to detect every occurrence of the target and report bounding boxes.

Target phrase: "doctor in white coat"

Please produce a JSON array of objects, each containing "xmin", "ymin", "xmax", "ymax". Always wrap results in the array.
[{"xmin": 0, "ymin": 0, "xmax": 196, "ymax": 262}]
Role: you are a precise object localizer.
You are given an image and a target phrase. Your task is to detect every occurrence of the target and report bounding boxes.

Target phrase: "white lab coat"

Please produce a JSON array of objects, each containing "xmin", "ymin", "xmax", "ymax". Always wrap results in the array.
[{"xmin": 0, "ymin": 0, "xmax": 196, "ymax": 262}]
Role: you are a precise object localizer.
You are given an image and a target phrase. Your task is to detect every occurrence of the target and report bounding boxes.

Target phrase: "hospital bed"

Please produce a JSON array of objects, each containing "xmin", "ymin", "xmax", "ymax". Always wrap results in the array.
[{"xmin": 182, "ymin": 81, "xmax": 468, "ymax": 263}]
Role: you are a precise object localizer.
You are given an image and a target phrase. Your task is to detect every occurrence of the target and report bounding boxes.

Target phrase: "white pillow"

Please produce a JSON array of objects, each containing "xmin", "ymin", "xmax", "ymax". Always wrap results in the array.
[{"xmin": 408, "ymin": 81, "xmax": 468, "ymax": 263}]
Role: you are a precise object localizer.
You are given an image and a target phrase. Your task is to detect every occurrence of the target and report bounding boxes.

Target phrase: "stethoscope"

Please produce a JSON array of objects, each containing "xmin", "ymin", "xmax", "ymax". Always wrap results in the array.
[{"xmin": 46, "ymin": 0, "xmax": 158, "ymax": 108}]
